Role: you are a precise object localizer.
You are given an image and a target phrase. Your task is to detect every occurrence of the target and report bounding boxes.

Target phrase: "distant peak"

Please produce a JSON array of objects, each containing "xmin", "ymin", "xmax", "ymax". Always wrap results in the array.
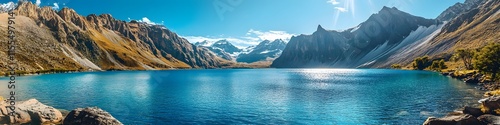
[
  {"xmin": 378, "ymin": 6, "xmax": 403, "ymax": 15},
  {"xmin": 317, "ymin": 25, "xmax": 326, "ymax": 32},
  {"xmin": 215, "ymin": 39, "xmax": 231, "ymax": 45},
  {"xmin": 381, "ymin": 6, "xmax": 398, "ymax": 11},
  {"xmin": 272, "ymin": 39, "xmax": 284, "ymax": 43}
]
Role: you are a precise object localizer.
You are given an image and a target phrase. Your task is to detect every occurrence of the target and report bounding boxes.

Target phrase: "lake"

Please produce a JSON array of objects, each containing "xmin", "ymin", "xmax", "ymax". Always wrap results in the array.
[{"xmin": 0, "ymin": 69, "xmax": 484, "ymax": 124}]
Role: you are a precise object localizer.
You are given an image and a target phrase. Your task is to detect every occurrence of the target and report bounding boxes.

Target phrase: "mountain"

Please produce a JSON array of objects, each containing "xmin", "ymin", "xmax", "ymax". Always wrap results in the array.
[
  {"xmin": 437, "ymin": 0, "xmax": 485, "ymax": 21},
  {"xmin": 377, "ymin": 0, "xmax": 499, "ymax": 68},
  {"xmin": 194, "ymin": 39, "xmax": 287, "ymax": 63},
  {"xmin": 194, "ymin": 39, "xmax": 241, "ymax": 61},
  {"xmin": 211, "ymin": 40, "xmax": 242, "ymax": 53},
  {"xmin": 0, "ymin": 1, "xmax": 15, "ymax": 13},
  {"xmin": 272, "ymin": 7, "xmax": 438, "ymax": 68},
  {"xmin": 237, "ymin": 39, "xmax": 287, "ymax": 63},
  {"xmin": 272, "ymin": 0, "xmax": 499, "ymax": 68},
  {"xmin": 0, "ymin": 1, "xmax": 228, "ymax": 73}
]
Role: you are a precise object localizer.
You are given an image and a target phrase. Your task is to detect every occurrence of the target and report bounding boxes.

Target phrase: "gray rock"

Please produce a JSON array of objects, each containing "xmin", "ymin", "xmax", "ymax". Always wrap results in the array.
[
  {"xmin": 478, "ymin": 114, "xmax": 500, "ymax": 125},
  {"xmin": 463, "ymin": 106, "xmax": 484, "ymax": 117},
  {"xmin": 63, "ymin": 107, "xmax": 123, "ymax": 125},
  {"xmin": 0, "ymin": 99, "xmax": 63, "ymax": 124},
  {"xmin": 480, "ymin": 96, "xmax": 500, "ymax": 115},
  {"xmin": 423, "ymin": 114, "xmax": 482, "ymax": 125}
]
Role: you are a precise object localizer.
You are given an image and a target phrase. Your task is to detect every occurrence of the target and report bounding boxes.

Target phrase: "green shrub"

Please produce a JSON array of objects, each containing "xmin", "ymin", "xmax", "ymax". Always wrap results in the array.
[{"xmin": 474, "ymin": 42, "xmax": 500, "ymax": 81}]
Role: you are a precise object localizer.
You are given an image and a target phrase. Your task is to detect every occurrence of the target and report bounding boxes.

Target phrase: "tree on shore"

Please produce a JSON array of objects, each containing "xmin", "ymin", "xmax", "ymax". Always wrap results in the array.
[
  {"xmin": 430, "ymin": 59, "xmax": 447, "ymax": 71},
  {"xmin": 412, "ymin": 56, "xmax": 430, "ymax": 70},
  {"xmin": 474, "ymin": 43, "xmax": 500, "ymax": 81},
  {"xmin": 452, "ymin": 49, "xmax": 474, "ymax": 70},
  {"xmin": 439, "ymin": 59, "xmax": 447, "ymax": 70}
]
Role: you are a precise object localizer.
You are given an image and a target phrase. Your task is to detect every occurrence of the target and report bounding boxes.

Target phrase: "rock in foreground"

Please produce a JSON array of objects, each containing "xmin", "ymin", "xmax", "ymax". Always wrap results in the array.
[
  {"xmin": 0, "ymin": 99, "xmax": 63, "ymax": 124},
  {"xmin": 480, "ymin": 96, "xmax": 500, "ymax": 115},
  {"xmin": 478, "ymin": 114, "xmax": 500, "ymax": 125},
  {"xmin": 423, "ymin": 114, "xmax": 482, "ymax": 125},
  {"xmin": 63, "ymin": 107, "xmax": 123, "ymax": 125}
]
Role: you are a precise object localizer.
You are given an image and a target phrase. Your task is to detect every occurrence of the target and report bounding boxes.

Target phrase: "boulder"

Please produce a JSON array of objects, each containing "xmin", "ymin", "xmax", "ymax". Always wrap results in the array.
[
  {"xmin": 63, "ymin": 107, "xmax": 122, "ymax": 125},
  {"xmin": 0, "ymin": 99, "xmax": 63, "ymax": 124},
  {"xmin": 463, "ymin": 106, "xmax": 484, "ymax": 117},
  {"xmin": 423, "ymin": 114, "xmax": 482, "ymax": 125},
  {"xmin": 480, "ymin": 96, "xmax": 500, "ymax": 115},
  {"xmin": 478, "ymin": 114, "xmax": 500, "ymax": 125},
  {"xmin": 0, "ymin": 100, "xmax": 31, "ymax": 124}
]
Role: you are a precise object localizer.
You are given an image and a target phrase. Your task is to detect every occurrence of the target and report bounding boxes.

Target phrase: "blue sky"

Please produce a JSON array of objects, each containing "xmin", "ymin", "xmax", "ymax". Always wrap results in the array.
[{"xmin": 5, "ymin": 0, "xmax": 464, "ymax": 47}]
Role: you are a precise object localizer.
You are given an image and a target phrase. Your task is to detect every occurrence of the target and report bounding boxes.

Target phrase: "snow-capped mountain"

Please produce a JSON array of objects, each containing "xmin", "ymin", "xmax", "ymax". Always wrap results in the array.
[
  {"xmin": 194, "ymin": 39, "xmax": 288, "ymax": 63},
  {"xmin": 194, "ymin": 40, "xmax": 214, "ymax": 47},
  {"xmin": 194, "ymin": 40, "xmax": 242, "ymax": 61},
  {"xmin": 211, "ymin": 40, "xmax": 242, "ymax": 54},
  {"xmin": 237, "ymin": 39, "xmax": 287, "ymax": 63},
  {"xmin": 0, "ymin": 2, "xmax": 16, "ymax": 13}
]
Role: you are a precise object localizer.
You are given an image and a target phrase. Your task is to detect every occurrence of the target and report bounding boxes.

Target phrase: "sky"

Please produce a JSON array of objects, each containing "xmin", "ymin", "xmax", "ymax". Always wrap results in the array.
[{"xmin": 4, "ymin": 0, "xmax": 464, "ymax": 48}]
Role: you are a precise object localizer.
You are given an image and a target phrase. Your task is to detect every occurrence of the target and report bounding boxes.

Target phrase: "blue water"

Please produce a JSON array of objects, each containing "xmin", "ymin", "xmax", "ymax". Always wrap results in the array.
[{"xmin": 0, "ymin": 69, "xmax": 484, "ymax": 124}]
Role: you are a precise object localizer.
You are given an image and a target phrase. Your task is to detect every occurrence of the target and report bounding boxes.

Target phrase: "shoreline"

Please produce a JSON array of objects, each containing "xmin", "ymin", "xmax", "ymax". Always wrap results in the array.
[
  {"xmin": 423, "ymin": 70, "xmax": 500, "ymax": 124},
  {"xmin": 2, "ymin": 68, "xmax": 491, "ymax": 124},
  {"xmin": 1, "ymin": 66, "xmax": 274, "ymax": 77}
]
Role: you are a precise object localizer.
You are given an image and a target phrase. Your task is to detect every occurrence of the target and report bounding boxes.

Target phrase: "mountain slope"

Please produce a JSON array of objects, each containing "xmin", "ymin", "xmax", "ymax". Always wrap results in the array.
[
  {"xmin": 271, "ymin": 7, "xmax": 438, "ymax": 68},
  {"xmin": 437, "ymin": 0, "xmax": 484, "ymax": 21},
  {"xmin": 237, "ymin": 39, "xmax": 286, "ymax": 63},
  {"xmin": 272, "ymin": 0, "xmax": 498, "ymax": 69},
  {"xmin": 195, "ymin": 40, "xmax": 241, "ymax": 61},
  {"xmin": 194, "ymin": 39, "xmax": 287, "ymax": 63},
  {"xmin": 0, "ymin": 1, "xmax": 227, "ymax": 73},
  {"xmin": 385, "ymin": 0, "xmax": 500, "ymax": 66}
]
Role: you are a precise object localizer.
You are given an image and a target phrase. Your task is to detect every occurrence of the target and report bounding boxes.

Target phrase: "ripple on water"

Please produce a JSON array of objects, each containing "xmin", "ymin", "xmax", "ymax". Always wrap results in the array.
[{"xmin": 0, "ymin": 69, "xmax": 484, "ymax": 124}]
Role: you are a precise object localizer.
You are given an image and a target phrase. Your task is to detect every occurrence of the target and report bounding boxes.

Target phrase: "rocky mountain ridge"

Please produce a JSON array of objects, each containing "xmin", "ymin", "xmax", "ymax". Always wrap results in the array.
[
  {"xmin": 0, "ymin": 1, "xmax": 229, "ymax": 73},
  {"xmin": 272, "ymin": 0, "xmax": 499, "ymax": 68},
  {"xmin": 195, "ymin": 39, "xmax": 287, "ymax": 63},
  {"xmin": 272, "ymin": 7, "xmax": 438, "ymax": 68}
]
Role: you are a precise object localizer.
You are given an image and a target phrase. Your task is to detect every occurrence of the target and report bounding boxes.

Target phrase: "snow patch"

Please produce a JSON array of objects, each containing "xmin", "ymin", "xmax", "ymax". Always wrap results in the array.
[{"xmin": 0, "ymin": 2, "xmax": 16, "ymax": 12}]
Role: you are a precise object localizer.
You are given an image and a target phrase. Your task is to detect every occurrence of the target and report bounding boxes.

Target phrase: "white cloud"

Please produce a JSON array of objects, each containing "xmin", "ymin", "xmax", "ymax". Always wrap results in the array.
[
  {"xmin": 182, "ymin": 29, "xmax": 294, "ymax": 48},
  {"xmin": 52, "ymin": 2, "xmax": 59, "ymax": 10},
  {"xmin": 335, "ymin": 7, "xmax": 347, "ymax": 12},
  {"xmin": 136, "ymin": 17, "xmax": 163, "ymax": 25},
  {"xmin": 327, "ymin": 0, "xmax": 340, "ymax": 5},
  {"xmin": 247, "ymin": 29, "xmax": 294, "ymax": 41},
  {"xmin": 35, "ymin": 0, "xmax": 41, "ymax": 6}
]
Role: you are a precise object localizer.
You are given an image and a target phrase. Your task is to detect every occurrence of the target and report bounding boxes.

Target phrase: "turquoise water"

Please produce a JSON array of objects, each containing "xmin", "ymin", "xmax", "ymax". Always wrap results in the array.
[{"xmin": 0, "ymin": 69, "xmax": 484, "ymax": 124}]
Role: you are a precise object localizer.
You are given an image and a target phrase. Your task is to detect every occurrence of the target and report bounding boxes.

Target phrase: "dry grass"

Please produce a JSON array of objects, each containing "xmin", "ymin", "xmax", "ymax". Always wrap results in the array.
[
  {"xmin": 485, "ymin": 90, "xmax": 500, "ymax": 97},
  {"xmin": 87, "ymin": 29, "xmax": 191, "ymax": 69}
]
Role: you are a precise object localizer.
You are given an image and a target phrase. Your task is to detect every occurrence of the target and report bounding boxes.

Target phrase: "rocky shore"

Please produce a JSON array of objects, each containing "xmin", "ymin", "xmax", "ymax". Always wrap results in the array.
[
  {"xmin": 423, "ymin": 72, "xmax": 500, "ymax": 125},
  {"xmin": 0, "ymin": 98, "xmax": 122, "ymax": 125},
  {"xmin": 423, "ymin": 96, "xmax": 500, "ymax": 125}
]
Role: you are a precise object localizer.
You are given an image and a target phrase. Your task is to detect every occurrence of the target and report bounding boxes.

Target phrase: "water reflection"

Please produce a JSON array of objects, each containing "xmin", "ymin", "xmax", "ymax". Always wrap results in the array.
[{"xmin": 0, "ymin": 69, "xmax": 485, "ymax": 124}]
